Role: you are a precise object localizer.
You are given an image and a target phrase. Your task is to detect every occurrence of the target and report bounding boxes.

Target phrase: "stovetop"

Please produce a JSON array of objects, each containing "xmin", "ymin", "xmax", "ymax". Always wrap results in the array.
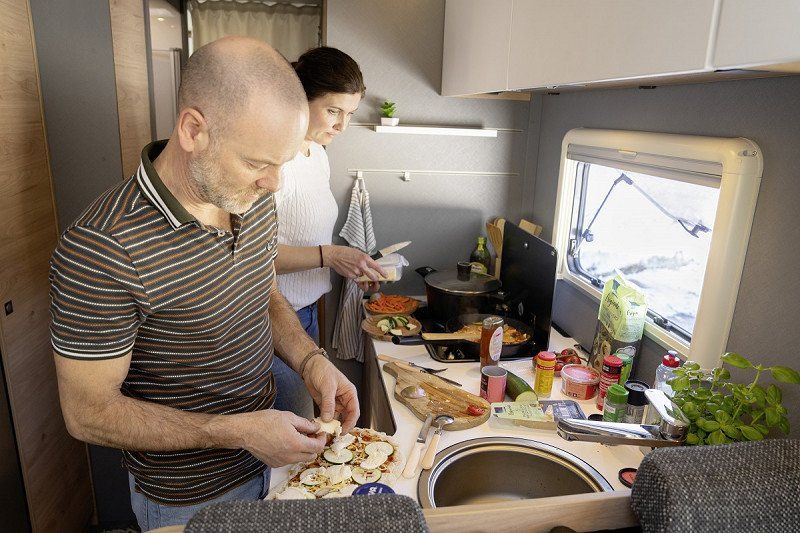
[{"xmin": 412, "ymin": 307, "xmax": 533, "ymax": 364}]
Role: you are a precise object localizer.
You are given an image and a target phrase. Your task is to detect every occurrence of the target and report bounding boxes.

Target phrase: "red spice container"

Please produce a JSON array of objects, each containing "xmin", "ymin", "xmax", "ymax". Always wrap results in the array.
[{"xmin": 596, "ymin": 355, "xmax": 623, "ymax": 410}]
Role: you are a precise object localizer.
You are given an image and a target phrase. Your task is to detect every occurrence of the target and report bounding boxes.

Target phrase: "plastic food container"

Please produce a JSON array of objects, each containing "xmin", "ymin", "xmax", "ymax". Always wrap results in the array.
[
  {"xmin": 560, "ymin": 364, "xmax": 601, "ymax": 400},
  {"xmin": 355, "ymin": 253, "xmax": 409, "ymax": 282}
]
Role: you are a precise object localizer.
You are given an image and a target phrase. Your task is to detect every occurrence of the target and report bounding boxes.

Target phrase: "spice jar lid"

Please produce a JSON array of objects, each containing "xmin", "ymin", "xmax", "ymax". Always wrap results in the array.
[
  {"xmin": 603, "ymin": 355, "xmax": 623, "ymax": 368},
  {"xmin": 536, "ymin": 351, "xmax": 556, "ymax": 361},
  {"xmin": 624, "ymin": 380, "xmax": 649, "ymax": 406},
  {"xmin": 606, "ymin": 384, "xmax": 629, "ymax": 404},
  {"xmin": 560, "ymin": 364, "xmax": 600, "ymax": 385}
]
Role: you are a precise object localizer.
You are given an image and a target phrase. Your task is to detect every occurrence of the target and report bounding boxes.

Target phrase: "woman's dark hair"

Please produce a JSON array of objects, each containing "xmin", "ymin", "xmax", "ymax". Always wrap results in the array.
[{"xmin": 292, "ymin": 47, "xmax": 366, "ymax": 101}]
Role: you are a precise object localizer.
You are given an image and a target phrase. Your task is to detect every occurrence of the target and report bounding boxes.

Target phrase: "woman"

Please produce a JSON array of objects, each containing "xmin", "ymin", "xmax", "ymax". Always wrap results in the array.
[{"xmin": 271, "ymin": 47, "xmax": 385, "ymax": 418}]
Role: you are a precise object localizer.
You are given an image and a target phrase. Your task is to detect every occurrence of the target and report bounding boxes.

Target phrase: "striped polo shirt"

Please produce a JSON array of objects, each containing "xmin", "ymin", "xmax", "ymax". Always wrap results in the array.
[{"xmin": 49, "ymin": 141, "xmax": 278, "ymax": 505}]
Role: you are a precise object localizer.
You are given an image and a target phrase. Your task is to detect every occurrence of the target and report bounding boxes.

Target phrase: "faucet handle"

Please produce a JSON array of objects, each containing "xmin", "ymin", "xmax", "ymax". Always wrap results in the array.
[{"xmin": 645, "ymin": 389, "xmax": 689, "ymax": 441}]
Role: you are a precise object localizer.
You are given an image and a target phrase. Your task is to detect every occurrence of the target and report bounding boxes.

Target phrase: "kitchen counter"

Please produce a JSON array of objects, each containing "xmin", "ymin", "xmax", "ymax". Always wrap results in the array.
[{"xmin": 270, "ymin": 328, "xmax": 645, "ymax": 501}]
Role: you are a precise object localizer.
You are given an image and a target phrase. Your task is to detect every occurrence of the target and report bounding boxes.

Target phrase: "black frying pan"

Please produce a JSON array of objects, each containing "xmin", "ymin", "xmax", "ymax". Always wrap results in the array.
[{"xmin": 392, "ymin": 313, "xmax": 536, "ymax": 358}]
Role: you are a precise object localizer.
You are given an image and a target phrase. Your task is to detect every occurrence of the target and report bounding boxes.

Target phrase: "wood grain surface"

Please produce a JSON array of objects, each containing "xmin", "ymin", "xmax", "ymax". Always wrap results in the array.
[
  {"xmin": 0, "ymin": 1, "xmax": 93, "ymax": 530},
  {"xmin": 362, "ymin": 314, "xmax": 423, "ymax": 342},
  {"xmin": 380, "ymin": 358, "xmax": 490, "ymax": 430}
]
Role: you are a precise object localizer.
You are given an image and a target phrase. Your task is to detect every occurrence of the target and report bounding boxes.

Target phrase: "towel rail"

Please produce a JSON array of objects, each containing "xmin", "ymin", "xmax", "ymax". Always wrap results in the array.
[{"xmin": 347, "ymin": 168, "xmax": 519, "ymax": 182}]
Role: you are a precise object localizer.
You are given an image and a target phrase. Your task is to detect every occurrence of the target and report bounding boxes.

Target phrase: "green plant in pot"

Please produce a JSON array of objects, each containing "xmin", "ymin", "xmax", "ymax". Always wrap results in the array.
[
  {"xmin": 380, "ymin": 101, "xmax": 399, "ymax": 126},
  {"xmin": 669, "ymin": 352, "xmax": 800, "ymax": 446}
]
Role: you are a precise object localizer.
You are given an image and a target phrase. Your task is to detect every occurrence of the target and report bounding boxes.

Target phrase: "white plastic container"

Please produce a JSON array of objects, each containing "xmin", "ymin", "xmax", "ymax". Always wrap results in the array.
[
  {"xmin": 654, "ymin": 351, "xmax": 681, "ymax": 397},
  {"xmin": 356, "ymin": 253, "xmax": 409, "ymax": 283}
]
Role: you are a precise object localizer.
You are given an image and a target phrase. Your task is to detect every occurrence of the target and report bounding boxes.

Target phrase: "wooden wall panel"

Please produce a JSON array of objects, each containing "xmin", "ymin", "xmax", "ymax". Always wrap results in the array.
[
  {"xmin": 0, "ymin": 1, "xmax": 93, "ymax": 531},
  {"xmin": 110, "ymin": 0, "xmax": 152, "ymax": 177}
]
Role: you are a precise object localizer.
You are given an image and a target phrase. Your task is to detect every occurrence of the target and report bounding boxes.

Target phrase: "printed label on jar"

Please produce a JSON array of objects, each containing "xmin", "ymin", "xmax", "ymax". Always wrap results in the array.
[{"xmin": 489, "ymin": 327, "xmax": 503, "ymax": 361}]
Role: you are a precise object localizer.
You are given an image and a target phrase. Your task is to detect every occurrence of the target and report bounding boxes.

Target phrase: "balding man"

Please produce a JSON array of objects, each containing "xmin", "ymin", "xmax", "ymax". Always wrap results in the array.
[{"xmin": 49, "ymin": 37, "xmax": 359, "ymax": 529}]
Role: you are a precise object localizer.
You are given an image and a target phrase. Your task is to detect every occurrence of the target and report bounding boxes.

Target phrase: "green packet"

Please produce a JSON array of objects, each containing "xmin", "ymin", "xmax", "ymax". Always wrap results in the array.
[{"xmin": 491, "ymin": 402, "xmax": 555, "ymax": 429}]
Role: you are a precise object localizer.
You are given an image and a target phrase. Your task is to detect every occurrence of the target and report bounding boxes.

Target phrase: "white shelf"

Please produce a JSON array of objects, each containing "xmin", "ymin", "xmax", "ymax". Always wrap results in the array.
[{"xmin": 373, "ymin": 124, "xmax": 498, "ymax": 137}]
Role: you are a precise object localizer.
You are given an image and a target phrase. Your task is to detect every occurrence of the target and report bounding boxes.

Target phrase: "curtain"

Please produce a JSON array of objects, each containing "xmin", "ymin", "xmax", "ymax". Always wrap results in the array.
[{"xmin": 189, "ymin": 0, "xmax": 320, "ymax": 61}]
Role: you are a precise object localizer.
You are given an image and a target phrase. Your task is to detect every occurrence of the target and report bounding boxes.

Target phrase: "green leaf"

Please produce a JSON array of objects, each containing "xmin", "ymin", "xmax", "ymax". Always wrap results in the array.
[
  {"xmin": 740, "ymin": 425, "xmax": 764, "ymax": 441},
  {"xmin": 707, "ymin": 430, "xmax": 727, "ymax": 445},
  {"xmin": 686, "ymin": 433, "xmax": 700, "ymax": 445},
  {"xmin": 754, "ymin": 423, "xmax": 769, "ymax": 436},
  {"xmin": 722, "ymin": 352, "xmax": 753, "ymax": 369},
  {"xmin": 671, "ymin": 376, "xmax": 691, "ymax": 392},
  {"xmin": 705, "ymin": 402, "xmax": 720, "ymax": 414},
  {"xmin": 765, "ymin": 407, "xmax": 781, "ymax": 427},
  {"xmin": 696, "ymin": 428, "xmax": 707, "ymax": 439},
  {"xmin": 779, "ymin": 417, "xmax": 790, "ymax": 435},
  {"xmin": 714, "ymin": 410, "xmax": 732, "ymax": 424},
  {"xmin": 712, "ymin": 367, "xmax": 731, "ymax": 381},
  {"xmin": 700, "ymin": 419, "xmax": 721, "ymax": 432},
  {"xmin": 766, "ymin": 384, "xmax": 782, "ymax": 405},
  {"xmin": 769, "ymin": 366, "xmax": 800, "ymax": 384},
  {"xmin": 776, "ymin": 404, "xmax": 787, "ymax": 415},
  {"xmin": 684, "ymin": 361, "xmax": 701, "ymax": 371},
  {"xmin": 693, "ymin": 388, "xmax": 712, "ymax": 401},
  {"xmin": 721, "ymin": 424, "xmax": 742, "ymax": 440}
]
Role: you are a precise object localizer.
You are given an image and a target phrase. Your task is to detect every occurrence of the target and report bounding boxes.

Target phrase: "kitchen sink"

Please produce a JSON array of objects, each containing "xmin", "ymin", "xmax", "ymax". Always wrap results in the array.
[{"xmin": 417, "ymin": 437, "xmax": 612, "ymax": 508}]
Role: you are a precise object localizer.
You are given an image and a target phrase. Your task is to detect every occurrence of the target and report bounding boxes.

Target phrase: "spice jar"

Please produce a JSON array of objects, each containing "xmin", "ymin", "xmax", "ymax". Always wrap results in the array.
[
  {"xmin": 479, "ymin": 316, "xmax": 504, "ymax": 369},
  {"xmin": 596, "ymin": 355, "xmax": 623, "ymax": 410},
  {"xmin": 623, "ymin": 380, "xmax": 649, "ymax": 424},
  {"xmin": 602, "ymin": 384, "xmax": 629, "ymax": 422},
  {"xmin": 533, "ymin": 351, "xmax": 556, "ymax": 398}
]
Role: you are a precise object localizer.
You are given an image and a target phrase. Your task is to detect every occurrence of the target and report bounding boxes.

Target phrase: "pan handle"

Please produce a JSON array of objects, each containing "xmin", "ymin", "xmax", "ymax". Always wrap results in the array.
[{"xmin": 392, "ymin": 335, "xmax": 425, "ymax": 346}]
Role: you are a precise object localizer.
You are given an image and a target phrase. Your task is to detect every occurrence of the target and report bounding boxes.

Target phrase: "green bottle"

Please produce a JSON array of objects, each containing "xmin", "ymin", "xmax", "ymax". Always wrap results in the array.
[{"xmin": 470, "ymin": 236, "xmax": 491, "ymax": 274}]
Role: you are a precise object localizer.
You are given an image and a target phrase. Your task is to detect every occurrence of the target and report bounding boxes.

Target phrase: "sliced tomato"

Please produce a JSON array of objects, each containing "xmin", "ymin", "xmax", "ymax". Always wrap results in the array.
[{"xmin": 467, "ymin": 404, "xmax": 486, "ymax": 416}]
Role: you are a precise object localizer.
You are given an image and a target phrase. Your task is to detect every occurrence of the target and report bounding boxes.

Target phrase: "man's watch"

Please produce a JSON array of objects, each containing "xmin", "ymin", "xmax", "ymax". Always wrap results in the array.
[{"xmin": 299, "ymin": 348, "xmax": 328, "ymax": 377}]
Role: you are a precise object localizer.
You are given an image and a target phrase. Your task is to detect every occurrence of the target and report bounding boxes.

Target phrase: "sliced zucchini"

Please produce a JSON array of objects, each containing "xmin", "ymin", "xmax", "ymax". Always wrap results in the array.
[
  {"xmin": 379, "ymin": 324, "xmax": 390, "ymax": 333},
  {"xmin": 376, "ymin": 319, "xmax": 390, "ymax": 329},
  {"xmin": 359, "ymin": 453, "xmax": 388, "ymax": 470},
  {"xmin": 323, "ymin": 448, "xmax": 354, "ymax": 464},
  {"xmin": 299, "ymin": 467, "xmax": 326, "ymax": 486},
  {"xmin": 365, "ymin": 441, "xmax": 394, "ymax": 456},
  {"xmin": 389, "ymin": 328, "xmax": 403, "ymax": 336},
  {"xmin": 352, "ymin": 466, "xmax": 382, "ymax": 485},
  {"xmin": 515, "ymin": 391, "xmax": 539, "ymax": 404},
  {"xmin": 406, "ymin": 323, "xmax": 417, "ymax": 331},
  {"xmin": 394, "ymin": 316, "xmax": 409, "ymax": 326}
]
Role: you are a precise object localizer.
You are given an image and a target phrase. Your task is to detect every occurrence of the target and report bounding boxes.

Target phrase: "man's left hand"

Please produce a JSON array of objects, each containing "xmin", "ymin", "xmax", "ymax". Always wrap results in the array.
[{"xmin": 302, "ymin": 355, "xmax": 360, "ymax": 432}]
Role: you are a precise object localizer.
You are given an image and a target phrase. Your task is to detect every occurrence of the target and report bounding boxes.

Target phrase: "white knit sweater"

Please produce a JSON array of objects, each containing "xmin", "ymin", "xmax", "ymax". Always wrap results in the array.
[{"xmin": 274, "ymin": 142, "xmax": 339, "ymax": 310}]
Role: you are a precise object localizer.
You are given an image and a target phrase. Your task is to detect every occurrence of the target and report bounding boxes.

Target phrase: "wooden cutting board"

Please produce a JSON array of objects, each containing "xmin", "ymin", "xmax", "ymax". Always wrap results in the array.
[{"xmin": 380, "ymin": 357, "xmax": 490, "ymax": 430}]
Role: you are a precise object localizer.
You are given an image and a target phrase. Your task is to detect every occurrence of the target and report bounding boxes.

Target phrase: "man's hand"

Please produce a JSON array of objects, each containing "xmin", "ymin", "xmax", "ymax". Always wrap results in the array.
[
  {"xmin": 302, "ymin": 356, "xmax": 360, "ymax": 432},
  {"xmin": 232, "ymin": 409, "xmax": 326, "ymax": 467},
  {"xmin": 322, "ymin": 245, "xmax": 386, "ymax": 289}
]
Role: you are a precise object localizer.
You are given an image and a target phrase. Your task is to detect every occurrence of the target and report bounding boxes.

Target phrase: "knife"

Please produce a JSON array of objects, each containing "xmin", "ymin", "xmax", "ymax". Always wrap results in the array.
[
  {"xmin": 371, "ymin": 241, "xmax": 411, "ymax": 260},
  {"xmin": 402, "ymin": 413, "xmax": 433, "ymax": 478}
]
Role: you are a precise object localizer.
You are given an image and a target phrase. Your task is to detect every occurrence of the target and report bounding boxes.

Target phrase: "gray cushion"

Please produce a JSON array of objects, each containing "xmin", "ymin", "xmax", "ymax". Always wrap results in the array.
[
  {"xmin": 631, "ymin": 439, "xmax": 800, "ymax": 532},
  {"xmin": 184, "ymin": 494, "xmax": 429, "ymax": 533}
]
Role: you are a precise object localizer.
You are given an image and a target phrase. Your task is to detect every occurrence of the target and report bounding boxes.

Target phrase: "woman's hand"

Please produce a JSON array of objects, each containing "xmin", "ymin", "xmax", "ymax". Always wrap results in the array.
[
  {"xmin": 322, "ymin": 245, "xmax": 386, "ymax": 289},
  {"xmin": 302, "ymin": 355, "xmax": 360, "ymax": 433}
]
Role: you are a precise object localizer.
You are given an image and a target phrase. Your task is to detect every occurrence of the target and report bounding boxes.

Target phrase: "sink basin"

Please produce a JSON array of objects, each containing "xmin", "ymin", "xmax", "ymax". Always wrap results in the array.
[{"xmin": 417, "ymin": 437, "xmax": 612, "ymax": 508}]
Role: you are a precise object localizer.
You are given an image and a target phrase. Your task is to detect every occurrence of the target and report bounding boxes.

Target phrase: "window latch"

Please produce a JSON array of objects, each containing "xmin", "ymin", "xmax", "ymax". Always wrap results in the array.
[{"xmin": 653, "ymin": 315, "xmax": 671, "ymax": 329}]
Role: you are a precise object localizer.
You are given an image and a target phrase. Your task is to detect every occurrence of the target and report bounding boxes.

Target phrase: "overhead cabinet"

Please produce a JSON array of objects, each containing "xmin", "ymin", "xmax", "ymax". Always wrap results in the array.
[
  {"xmin": 713, "ymin": 0, "xmax": 800, "ymax": 71},
  {"xmin": 442, "ymin": 0, "xmax": 800, "ymax": 96}
]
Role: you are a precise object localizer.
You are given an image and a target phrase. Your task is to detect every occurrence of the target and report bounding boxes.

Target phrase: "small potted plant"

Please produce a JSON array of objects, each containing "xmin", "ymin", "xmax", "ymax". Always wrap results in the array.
[
  {"xmin": 669, "ymin": 352, "xmax": 800, "ymax": 445},
  {"xmin": 380, "ymin": 101, "xmax": 399, "ymax": 126}
]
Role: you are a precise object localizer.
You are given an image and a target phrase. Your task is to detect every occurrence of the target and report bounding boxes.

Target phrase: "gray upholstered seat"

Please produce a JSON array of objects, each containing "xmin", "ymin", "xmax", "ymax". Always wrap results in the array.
[
  {"xmin": 631, "ymin": 439, "xmax": 800, "ymax": 532},
  {"xmin": 184, "ymin": 493, "xmax": 429, "ymax": 533}
]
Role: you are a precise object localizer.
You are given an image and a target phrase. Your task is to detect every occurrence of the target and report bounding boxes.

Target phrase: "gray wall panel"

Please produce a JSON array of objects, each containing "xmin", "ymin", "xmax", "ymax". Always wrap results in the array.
[
  {"xmin": 531, "ymin": 76, "xmax": 800, "ymax": 436},
  {"xmin": 324, "ymin": 0, "xmax": 531, "ymax": 356},
  {"xmin": 30, "ymin": 0, "xmax": 124, "ymax": 230}
]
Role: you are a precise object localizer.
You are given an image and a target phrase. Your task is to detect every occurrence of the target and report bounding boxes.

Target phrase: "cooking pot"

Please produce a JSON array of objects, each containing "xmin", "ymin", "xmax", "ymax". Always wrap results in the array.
[{"xmin": 416, "ymin": 262, "xmax": 502, "ymax": 323}]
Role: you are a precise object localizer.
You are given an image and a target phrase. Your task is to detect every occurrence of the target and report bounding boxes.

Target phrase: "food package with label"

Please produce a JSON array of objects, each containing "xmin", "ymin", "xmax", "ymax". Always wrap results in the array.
[
  {"xmin": 589, "ymin": 274, "xmax": 647, "ymax": 373},
  {"xmin": 491, "ymin": 401, "xmax": 556, "ymax": 430},
  {"xmin": 355, "ymin": 253, "xmax": 409, "ymax": 283}
]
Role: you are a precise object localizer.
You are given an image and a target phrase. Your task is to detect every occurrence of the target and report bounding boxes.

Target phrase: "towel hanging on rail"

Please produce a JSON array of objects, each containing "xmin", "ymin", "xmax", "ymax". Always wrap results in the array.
[{"xmin": 332, "ymin": 180, "xmax": 377, "ymax": 362}]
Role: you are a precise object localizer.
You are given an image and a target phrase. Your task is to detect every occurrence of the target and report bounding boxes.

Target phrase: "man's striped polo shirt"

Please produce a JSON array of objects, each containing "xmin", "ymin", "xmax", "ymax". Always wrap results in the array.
[{"xmin": 49, "ymin": 141, "xmax": 279, "ymax": 505}]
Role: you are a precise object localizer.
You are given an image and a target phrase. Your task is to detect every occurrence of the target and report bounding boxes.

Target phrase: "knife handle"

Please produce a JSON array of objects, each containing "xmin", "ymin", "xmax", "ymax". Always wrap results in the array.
[
  {"xmin": 421, "ymin": 431, "xmax": 441, "ymax": 470},
  {"xmin": 403, "ymin": 441, "xmax": 425, "ymax": 478}
]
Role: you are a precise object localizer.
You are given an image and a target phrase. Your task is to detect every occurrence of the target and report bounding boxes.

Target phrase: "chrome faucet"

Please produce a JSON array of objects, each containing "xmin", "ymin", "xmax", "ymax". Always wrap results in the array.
[{"xmin": 556, "ymin": 389, "xmax": 689, "ymax": 448}]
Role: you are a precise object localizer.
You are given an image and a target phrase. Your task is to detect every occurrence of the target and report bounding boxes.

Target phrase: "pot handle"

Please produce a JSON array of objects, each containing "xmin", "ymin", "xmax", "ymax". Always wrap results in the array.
[
  {"xmin": 392, "ymin": 335, "xmax": 425, "ymax": 346},
  {"xmin": 415, "ymin": 266, "xmax": 437, "ymax": 278}
]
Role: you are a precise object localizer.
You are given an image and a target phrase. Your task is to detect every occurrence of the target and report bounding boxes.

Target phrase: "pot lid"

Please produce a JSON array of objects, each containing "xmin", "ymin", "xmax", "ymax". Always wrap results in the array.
[{"xmin": 424, "ymin": 268, "xmax": 501, "ymax": 295}]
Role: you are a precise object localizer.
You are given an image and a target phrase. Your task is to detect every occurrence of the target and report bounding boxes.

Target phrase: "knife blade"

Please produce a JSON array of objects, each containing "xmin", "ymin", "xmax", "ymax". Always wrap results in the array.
[
  {"xmin": 428, "ymin": 372, "xmax": 463, "ymax": 388},
  {"xmin": 370, "ymin": 241, "xmax": 411, "ymax": 260},
  {"xmin": 416, "ymin": 413, "xmax": 434, "ymax": 443}
]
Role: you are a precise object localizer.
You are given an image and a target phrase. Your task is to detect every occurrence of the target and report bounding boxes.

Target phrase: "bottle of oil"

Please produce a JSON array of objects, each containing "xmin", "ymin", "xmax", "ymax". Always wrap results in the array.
[{"xmin": 470, "ymin": 236, "xmax": 491, "ymax": 274}]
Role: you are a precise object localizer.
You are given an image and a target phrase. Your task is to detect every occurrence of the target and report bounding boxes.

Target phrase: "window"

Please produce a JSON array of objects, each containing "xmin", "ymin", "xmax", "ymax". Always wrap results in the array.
[{"xmin": 552, "ymin": 129, "xmax": 762, "ymax": 367}]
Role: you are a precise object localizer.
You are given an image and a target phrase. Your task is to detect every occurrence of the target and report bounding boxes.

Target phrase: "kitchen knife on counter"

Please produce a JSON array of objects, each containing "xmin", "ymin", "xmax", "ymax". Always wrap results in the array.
[
  {"xmin": 371, "ymin": 241, "xmax": 411, "ymax": 260},
  {"xmin": 402, "ymin": 413, "xmax": 433, "ymax": 478}
]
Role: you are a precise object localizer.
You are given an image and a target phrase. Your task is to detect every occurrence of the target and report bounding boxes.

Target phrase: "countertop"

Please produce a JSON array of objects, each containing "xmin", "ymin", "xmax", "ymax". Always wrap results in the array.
[{"xmin": 270, "ymin": 329, "xmax": 644, "ymax": 500}]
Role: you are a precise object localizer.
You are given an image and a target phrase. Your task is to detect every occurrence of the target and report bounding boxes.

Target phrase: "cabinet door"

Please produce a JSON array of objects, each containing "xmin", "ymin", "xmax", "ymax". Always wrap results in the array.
[
  {"xmin": 441, "ymin": 0, "xmax": 513, "ymax": 96},
  {"xmin": 508, "ymin": 0, "xmax": 716, "ymax": 90},
  {"xmin": 713, "ymin": 0, "xmax": 800, "ymax": 70}
]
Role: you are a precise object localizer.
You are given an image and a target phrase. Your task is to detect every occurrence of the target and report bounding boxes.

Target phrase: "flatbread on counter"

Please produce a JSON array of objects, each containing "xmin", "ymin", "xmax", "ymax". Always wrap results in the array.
[{"xmin": 267, "ymin": 428, "xmax": 403, "ymax": 500}]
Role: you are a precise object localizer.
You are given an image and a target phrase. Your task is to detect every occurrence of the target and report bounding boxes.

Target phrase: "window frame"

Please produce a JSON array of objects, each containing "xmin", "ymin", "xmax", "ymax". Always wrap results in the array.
[{"xmin": 552, "ymin": 129, "xmax": 762, "ymax": 368}]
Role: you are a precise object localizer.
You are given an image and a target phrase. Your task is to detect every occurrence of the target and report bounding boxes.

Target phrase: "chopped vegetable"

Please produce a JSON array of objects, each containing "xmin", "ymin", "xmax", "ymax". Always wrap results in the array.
[
  {"xmin": 352, "ymin": 467, "xmax": 382, "ymax": 485},
  {"xmin": 366, "ymin": 295, "xmax": 415, "ymax": 314},
  {"xmin": 323, "ymin": 448, "xmax": 354, "ymax": 464},
  {"xmin": 365, "ymin": 441, "xmax": 394, "ymax": 456},
  {"xmin": 506, "ymin": 370, "xmax": 536, "ymax": 401},
  {"xmin": 467, "ymin": 404, "xmax": 486, "ymax": 416}
]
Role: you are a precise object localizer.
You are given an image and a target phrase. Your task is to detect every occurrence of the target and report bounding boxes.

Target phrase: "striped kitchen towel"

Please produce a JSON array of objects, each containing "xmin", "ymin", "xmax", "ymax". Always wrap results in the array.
[{"xmin": 332, "ymin": 180, "xmax": 377, "ymax": 362}]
